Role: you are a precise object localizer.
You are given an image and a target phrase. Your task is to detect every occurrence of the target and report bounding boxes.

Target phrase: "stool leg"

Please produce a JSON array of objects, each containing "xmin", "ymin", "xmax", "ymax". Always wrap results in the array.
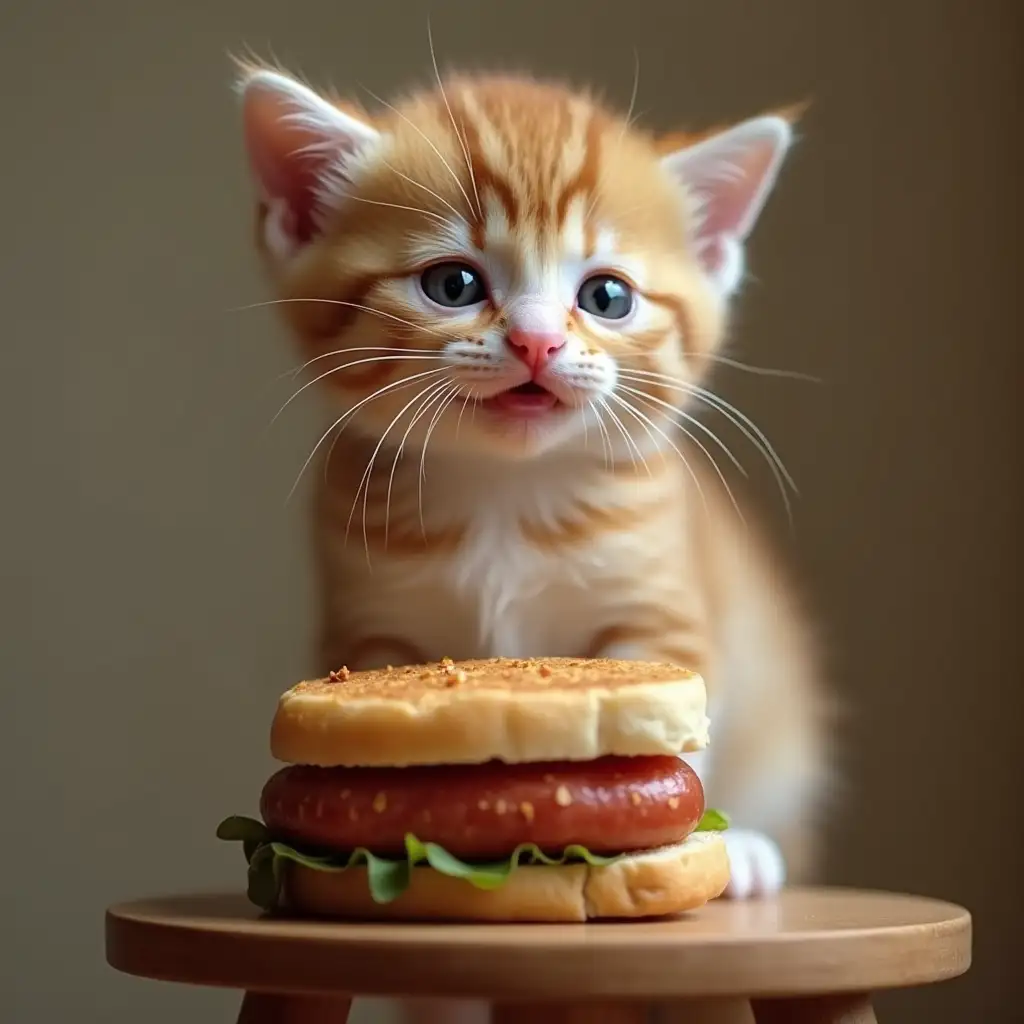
[
  {"xmin": 492, "ymin": 1001, "xmax": 649, "ymax": 1023},
  {"xmin": 236, "ymin": 993, "xmax": 352, "ymax": 1023},
  {"xmin": 656, "ymin": 998, "xmax": 753, "ymax": 1022},
  {"xmin": 751, "ymin": 994, "xmax": 876, "ymax": 1024}
]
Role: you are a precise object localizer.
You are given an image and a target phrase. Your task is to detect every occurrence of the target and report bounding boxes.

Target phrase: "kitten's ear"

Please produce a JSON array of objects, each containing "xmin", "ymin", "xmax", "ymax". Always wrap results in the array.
[
  {"xmin": 237, "ymin": 65, "xmax": 379, "ymax": 260},
  {"xmin": 660, "ymin": 114, "xmax": 794, "ymax": 297}
]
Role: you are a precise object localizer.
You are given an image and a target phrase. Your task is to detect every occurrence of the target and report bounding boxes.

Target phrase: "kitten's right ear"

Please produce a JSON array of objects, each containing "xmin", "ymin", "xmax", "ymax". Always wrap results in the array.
[{"xmin": 236, "ymin": 64, "xmax": 379, "ymax": 260}]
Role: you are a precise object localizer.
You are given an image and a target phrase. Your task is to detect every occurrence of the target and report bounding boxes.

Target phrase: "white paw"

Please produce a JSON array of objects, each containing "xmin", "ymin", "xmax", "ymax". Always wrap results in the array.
[{"xmin": 722, "ymin": 828, "xmax": 786, "ymax": 899}]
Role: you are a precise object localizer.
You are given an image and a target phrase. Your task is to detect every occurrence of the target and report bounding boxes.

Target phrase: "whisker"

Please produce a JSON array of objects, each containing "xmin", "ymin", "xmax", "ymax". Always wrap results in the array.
[
  {"xmin": 616, "ymin": 382, "xmax": 747, "ymax": 478},
  {"xmin": 622, "ymin": 47, "xmax": 641, "ymax": 134},
  {"xmin": 343, "ymin": 193, "xmax": 453, "ymax": 225},
  {"xmin": 378, "ymin": 156, "xmax": 469, "ymax": 225},
  {"xmin": 359, "ymin": 84, "xmax": 477, "ymax": 220},
  {"xmin": 271, "ymin": 353, "xmax": 447, "ymax": 426},
  {"xmin": 618, "ymin": 368, "xmax": 796, "ymax": 522},
  {"xmin": 383, "ymin": 377, "xmax": 455, "ymax": 550},
  {"xmin": 599, "ymin": 396, "xmax": 649, "ymax": 476},
  {"xmin": 701, "ymin": 353, "xmax": 821, "ymax": 382},
  {"xmin": 347, "ymin": 375, "xmax": 455, "ymax": 565},
  {"xmin": 286, "ymin": 366, "xmax": 449, "ymax": 502},
  {"xmin": 455, "ymin": 386, "xmax": 476, "ymax": 438},
  {"xmin": 604, "ymin": 391, "xmax": 667, "ymax": 471},
  {"xmin": 418, "ymin": 381, "xmax": 463, "ymax": 535},
  {"xmin": 586, "ymin": 49, "xmax": 641, "ymax": 224},
  {"xmin": 427, "ymin": 19, "xmax": 483, "ymax": 220},
  {"xmin": 618, "ymin": 389, "xmax": 745, "ymax": 526},
  {"xmin": 322, "ymin": 366, "xmax": 450, "ymax": 480},
  {"xmin": 587, "ymin": 400, "xmax": 614, "ymax": 469},
  {"xmin": 606, "ymin": 391, "xmax": 712, "ymax": 521},
  {"xmin": 229, "ymin": 298, "xmax": 450, "ymax": 339},
  {"xmin": 285, "ymin": 345, "xmax": 445, "ymax": 380}
]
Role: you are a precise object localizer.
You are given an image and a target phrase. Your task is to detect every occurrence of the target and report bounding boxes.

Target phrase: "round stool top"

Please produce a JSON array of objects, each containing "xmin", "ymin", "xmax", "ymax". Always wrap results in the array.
[{"xmin": 105, "ymin": 887, "xmax": 971, "ymax": 1001}]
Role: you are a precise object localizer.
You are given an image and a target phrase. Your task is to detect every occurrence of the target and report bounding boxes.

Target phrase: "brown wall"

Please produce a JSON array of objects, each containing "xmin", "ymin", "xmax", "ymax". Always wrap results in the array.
[{"xmin": 4, "ymin": 1, "xmax": 1020, "ymax": 1021}]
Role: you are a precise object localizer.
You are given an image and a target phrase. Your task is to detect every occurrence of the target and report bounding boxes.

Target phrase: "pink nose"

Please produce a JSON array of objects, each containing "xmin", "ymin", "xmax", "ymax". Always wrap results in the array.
[{"xmin": 505, "ymin": 329, "xmax": 565, "ymax": 375}]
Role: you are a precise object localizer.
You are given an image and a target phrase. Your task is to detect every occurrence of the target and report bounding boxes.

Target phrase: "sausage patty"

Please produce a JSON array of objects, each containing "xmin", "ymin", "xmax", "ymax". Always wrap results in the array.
[{"xmin": 260, "ymin": 755, "xmax": 704, "ymax": 859}]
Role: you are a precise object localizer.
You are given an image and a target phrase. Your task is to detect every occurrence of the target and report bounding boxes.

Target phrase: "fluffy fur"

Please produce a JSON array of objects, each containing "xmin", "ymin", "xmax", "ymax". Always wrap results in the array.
[{"xmin": 236, "ymin": 60, "xmax": 830, "ymax": 1023}]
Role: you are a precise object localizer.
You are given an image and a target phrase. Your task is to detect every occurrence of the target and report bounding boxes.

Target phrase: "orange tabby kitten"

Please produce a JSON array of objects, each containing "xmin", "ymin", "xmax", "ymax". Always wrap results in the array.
[{"xmin": 236, "ymin": 60, "xmax": 829, "ymax": 1001}]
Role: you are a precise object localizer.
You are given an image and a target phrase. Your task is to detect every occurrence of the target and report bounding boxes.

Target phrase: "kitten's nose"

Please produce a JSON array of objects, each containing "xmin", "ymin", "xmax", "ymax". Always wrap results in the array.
[{"xmin": 505, "ymin": 329, "xmax": 565, "ymax": 376}]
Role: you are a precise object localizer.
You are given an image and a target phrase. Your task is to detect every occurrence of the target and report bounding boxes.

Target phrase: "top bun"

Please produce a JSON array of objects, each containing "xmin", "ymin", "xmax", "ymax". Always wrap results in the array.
[{"xmin": 269, "ymin": 656, "xmax": 709, "ymax": 768}]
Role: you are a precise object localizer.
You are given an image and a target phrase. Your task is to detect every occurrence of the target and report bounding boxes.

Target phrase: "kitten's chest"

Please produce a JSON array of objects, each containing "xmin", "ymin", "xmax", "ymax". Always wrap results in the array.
[
  {"xmin": 443, "ymin": 502, "xmax": 597, "ymax": 657},
  {"xmin": 407, "ymin": 459, "xmax": 643, "ymax": 658},
  {"xmin": 332, "ymin": 454, "xmax": 675, "ymax": 661}
]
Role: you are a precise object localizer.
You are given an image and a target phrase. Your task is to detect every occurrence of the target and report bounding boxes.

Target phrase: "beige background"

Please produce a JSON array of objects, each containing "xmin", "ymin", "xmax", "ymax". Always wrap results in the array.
[{"xmin": 4, "ymin": 1, "xmax": 1020, "ymax": 1021}]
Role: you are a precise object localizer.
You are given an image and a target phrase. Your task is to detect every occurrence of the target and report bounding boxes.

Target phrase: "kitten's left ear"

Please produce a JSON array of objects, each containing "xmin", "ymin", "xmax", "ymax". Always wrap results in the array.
[
  {"xmin": 661, "ymin": 114, "xmax": 795, "ymax": 297},
  {"xmin": 236, "ymin": 63, "xmax": 380, "ymax": 261}
]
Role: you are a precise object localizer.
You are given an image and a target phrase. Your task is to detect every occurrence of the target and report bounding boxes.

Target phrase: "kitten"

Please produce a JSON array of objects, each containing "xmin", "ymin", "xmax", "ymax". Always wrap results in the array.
[{"xmin": 236, "ymin": 61, "xmax": 830, "ymax": 1021}]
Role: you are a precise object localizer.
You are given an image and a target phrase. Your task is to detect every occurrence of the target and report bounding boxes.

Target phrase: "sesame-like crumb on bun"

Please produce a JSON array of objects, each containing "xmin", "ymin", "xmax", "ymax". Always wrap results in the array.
[
  {"xmin": 269, "ymin": 656, "xmax": 710, "ymax": 768},
  {"xmin": 281, "ymin": 832, "xmax": 729, "ymax": 922}
]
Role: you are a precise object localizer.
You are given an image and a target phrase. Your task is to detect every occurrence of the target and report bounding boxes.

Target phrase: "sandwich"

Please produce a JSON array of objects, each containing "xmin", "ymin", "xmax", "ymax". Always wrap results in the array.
[{"xmin": 218, "ymin": 656, "xmax": 731, "ymax": 921}]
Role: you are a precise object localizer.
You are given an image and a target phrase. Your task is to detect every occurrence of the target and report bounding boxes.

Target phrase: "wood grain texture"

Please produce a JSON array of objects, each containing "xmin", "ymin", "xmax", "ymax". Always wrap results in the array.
[{"xmin": 104, "ymin": 887, "xmax": 970, "ymax": 1001}]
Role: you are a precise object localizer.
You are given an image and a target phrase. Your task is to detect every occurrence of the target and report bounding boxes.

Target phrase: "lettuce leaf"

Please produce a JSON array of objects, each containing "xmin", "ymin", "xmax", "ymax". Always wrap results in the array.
[
  {"xmin": 693, "ymin": 807, "xmax": 730, "ymax": 831},
  {"xmin": 216, "ymin": 809, "xmax": 729, "ymax": 911}
]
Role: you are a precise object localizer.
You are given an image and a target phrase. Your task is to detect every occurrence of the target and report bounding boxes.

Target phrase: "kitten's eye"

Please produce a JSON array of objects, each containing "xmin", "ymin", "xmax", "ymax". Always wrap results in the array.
[
  {"xmin": 419, "ymin": 262, "xmax": 487, "ymax": 308},
  {"xmin": 577, "ymin": 275, "xmax": 634, "ymax": 320}
]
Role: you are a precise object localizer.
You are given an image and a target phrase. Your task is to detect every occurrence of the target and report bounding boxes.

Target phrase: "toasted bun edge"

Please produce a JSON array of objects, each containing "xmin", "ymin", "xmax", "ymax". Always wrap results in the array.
[
  {"xmin": 270, "ymin": 676, "xmax": 709, "ymax": 767},
  {"xmin": 281, "ymin": 832, "xmax": 729, "ymax": 922}
]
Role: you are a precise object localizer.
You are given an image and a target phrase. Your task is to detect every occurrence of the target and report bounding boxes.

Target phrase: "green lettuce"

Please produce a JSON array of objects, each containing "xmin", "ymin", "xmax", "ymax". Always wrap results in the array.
[
  {"xmin": 217, "ymin": 809, "xmax": 730, "ymax": 911},
  {"xmin": 693, "ymin": 807, "xmax": 730, "ymax": 832}
]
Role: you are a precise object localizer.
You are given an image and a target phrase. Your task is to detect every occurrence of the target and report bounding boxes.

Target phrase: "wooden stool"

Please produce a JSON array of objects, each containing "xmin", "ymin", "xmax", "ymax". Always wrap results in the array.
[{"xmin": 105, "ymin": 886, "xmax": 970, "ymax": 1022}]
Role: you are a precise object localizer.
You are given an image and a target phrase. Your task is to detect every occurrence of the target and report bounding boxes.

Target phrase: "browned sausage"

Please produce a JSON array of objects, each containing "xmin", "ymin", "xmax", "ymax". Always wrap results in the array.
[{"xmin": 260, "ymin": 755, "xmax": 704, "ymax": 858}]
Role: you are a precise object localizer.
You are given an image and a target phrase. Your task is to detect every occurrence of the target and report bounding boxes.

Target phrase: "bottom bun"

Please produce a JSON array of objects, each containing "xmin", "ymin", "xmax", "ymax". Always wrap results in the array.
[{"xmin": 282, "ymin": 832, "xmax": 730, "ymax": 922}]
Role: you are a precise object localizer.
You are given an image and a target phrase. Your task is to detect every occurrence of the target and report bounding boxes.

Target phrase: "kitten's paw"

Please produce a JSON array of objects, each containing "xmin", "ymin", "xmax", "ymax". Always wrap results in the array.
[{"xmin": 721, "ymin": 828, "xmax": 786, "ymax": 899}]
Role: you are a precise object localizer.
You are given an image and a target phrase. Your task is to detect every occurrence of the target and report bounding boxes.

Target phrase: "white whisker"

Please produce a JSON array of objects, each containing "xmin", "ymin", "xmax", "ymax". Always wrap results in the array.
[
  {"xmin": 347, "ymin": 375, "xmax": 455, "ymax": 565},
  {"xmin": 286, "ymin": 366, "xmax": 448, "ymax": 502},
  {"xmin": 383, "ymin": 377, "xmax": 454, "ymax": 549},
  {"xmin": 427, "ymin": 19, "xmax": 483, "ymax": 220},
  {"xmin": 619, "ymin": 389, "xmax": 744, "ymax": 526},
  {"xmin": 587, "ymin": 400, "xmax": 614, "ymax": 469},
  {"xmin": 322, "ymin": 366, "xmax": 450, "ymax": 479},
  {"xmin": 616, "ymin": 382, "xmax": 747, "ymax": 477},
  {"xmin": 605, "ymin": 391, "xmax": 667, "ymax": 471},
  {"xmin": 701, "ymin": 353, "xmax": 821, "ymax": 382},
  {"xmin": 359, "ymin": 84, "xmax": 477, "ymax": 220},
  {"xmin": 273, "ymin": 353, "xmax": 447, "ymax": 426},
  {"xmin": 378, "ymin": 156, "xmax": 469, "ymax": 225},
  {"xmin": 285, "ymin": 345, "xmax": 445, "ymax": 379},
  {"xmin": 455, "ymin": 387, "xmax": 475, "ymax": 438},
  {"xmin": 586, "ymin": 49, "xmax": 641, "ymax": 224},
  {"xmin": 606, "ymin": 391, "xmax": 712, "ymax": 520},
  {"xmin": 418, "ymin": 381, "xmax": 463, "ymax": 535},
  {"xmin": 343, "ymin": 194, "xmax": 453, "ymax": 225},
  {"xmin": 598, "ymin": 396, "xmax": 649, "ymax": 476},
  {"xmin": 229, "ymin": 297, "xmax": 449, "ymax": 339},
  {"xmin": 618, "ymin": 367, "xmax": 796, "ymax": 523},
  {"xmin": 623, "ymin": 47, "xmax": 641, "ymax": 133}
]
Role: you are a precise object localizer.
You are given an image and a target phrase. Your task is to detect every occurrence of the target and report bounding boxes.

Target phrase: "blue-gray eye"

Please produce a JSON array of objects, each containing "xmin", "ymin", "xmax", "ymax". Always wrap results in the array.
[
  {"xmin": 577, "ymin": 275, "xmax": 633, "ymax": 319},
  {"xmin": 420, "ymin": 263, "xmax": 487, "ymax": 307}
]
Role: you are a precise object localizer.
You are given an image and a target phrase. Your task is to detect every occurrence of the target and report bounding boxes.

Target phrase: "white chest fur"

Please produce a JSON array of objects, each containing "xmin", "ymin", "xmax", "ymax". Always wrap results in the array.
[
  {"xmin": 438, "ymin": 457, "xmax": 615, "ymax": 657},
  {"xmin": 340, "ymin": 453, "xmax": 666, "ymax": 663}
]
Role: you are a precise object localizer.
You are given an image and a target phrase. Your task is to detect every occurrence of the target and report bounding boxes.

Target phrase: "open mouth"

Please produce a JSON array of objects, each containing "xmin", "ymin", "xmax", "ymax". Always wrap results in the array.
[{"xmin": 482, "ymin": 382, "xmax": 562, "ymax": 418}]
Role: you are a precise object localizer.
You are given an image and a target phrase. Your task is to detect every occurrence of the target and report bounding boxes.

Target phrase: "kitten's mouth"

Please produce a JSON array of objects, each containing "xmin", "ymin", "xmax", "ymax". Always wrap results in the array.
[{"xmin": 481, "ymin": 382, "xmax": 563, "ymax": 419}]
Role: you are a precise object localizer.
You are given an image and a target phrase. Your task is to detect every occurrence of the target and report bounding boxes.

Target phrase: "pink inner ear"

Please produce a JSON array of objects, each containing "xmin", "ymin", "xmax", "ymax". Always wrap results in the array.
[
  {"xmin": 694, "ymin": 138, "xmax": 782, "ymax": 243},
  {"xmin": 243, "ymin": 87, "xmax": 334, "ymax": 245},
  {"xmin": 696, "ymin": 238, "xmax": 729, "ymax": 276}
]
